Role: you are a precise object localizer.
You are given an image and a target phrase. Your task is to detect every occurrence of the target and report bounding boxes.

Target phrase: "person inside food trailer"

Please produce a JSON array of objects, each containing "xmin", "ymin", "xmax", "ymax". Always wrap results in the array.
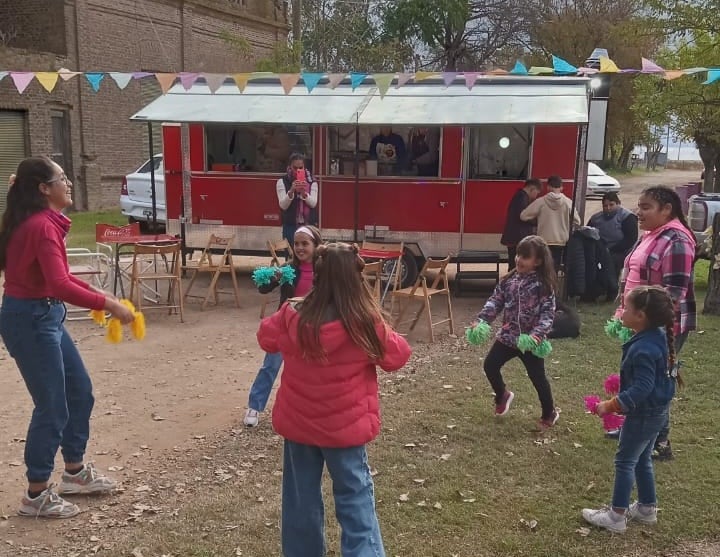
[
  {"xmin": 408, "ymin": 127, "xmax": 440, "ymax": 176},
  {"xmin": 367, "ymin": 126, "xmax": 406, "ymax": 174}
]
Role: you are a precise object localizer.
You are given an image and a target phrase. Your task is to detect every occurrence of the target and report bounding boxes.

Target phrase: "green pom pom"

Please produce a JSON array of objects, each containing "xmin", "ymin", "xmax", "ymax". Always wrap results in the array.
[
  {"xmin": 252, "ymin": 266, "xmax": 278, "ymax": 287},
  {"xmin": 533, "ymin": 339, "xmax": 553, "ymax": 358},
  {"xmin": 466, "ymin": 321, "xmax": 491, "ymax": 345},
  {"xmin": 604, "ymin": 318, "xmax": 622, "ymax": 338},
  {"xmin": 618, "ymin": 326, "xmax": 634, "ymax": 342},
  {"xmin": 517, "ymin": 333, "xmax": 537, "ymax": 353},
  {"xmin": 279, "ymin": 265, "xmax": 297, "ymax": 286}
]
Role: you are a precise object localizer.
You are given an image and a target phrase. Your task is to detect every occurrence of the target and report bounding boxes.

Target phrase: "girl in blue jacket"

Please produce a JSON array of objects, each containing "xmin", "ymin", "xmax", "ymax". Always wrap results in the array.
[{"xmin": 582, "ymin": 285, "xmax": 678, "ymax": 533}]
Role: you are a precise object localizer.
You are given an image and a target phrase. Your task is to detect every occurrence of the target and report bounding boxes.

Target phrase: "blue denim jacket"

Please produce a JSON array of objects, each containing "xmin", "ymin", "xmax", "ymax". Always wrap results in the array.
[{"xmin": 617, "ymin": 327, "xmax": 675, "ymax": 417}]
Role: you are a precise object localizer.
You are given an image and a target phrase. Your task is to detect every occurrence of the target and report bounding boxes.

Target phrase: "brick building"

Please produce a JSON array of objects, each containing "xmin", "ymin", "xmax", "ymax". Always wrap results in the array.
[{"xmin": 0, "ymin": 0, "xmax": 288, "ymax": 211}]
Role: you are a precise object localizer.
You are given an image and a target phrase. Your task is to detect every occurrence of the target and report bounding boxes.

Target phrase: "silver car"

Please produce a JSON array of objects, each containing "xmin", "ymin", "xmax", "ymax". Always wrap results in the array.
[{"xmin": 120, "ymin": 155, "xmax": 166, "ymax": 232}]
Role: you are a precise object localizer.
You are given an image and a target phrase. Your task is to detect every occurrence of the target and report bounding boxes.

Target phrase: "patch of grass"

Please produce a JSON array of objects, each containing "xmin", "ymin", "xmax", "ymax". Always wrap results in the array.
[
  {"xmin": 695, "ymin": 258, "xmax": 710, "ymax": 291},
  {"xmin": 66, "ymin": 209, "xmax": 126, "ymax": 250},
  {"xmin": 101, "ymin": 302, "xmax": 720, "ymax": 557}
]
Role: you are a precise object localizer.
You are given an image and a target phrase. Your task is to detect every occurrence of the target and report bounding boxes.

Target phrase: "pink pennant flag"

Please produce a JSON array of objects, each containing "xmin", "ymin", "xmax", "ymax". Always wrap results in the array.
[
  {"xmin": 442, "ymin": 72, "xmax": 457, "ymax": 87},
  {"xmin": 464, "ymin": 72, "xmax": 480, "ymax": 90},
  {"xmin": 279, "ymin": 73, "xmax": 300, "ymax": 95},
  {"xmin": 395, "ymin": 73, "xmax": 413, "ymax": 89},
  {"xmin": 641, "ymin": 58, "xmax": 664, "ymax": 74},
  {"xmin": 327, "ymin": 73, "xmax": 346, "ymax": 89},
  {"xmin": 204, "ymin": 74, "xmax": 227, "ymax": 93},
  {"xmin": 663, "ymin": 70, "xmax": 685, "ymax": 80},
  {"xmin": 179, "ymin": 72, "xmax": 199, "ymax": 91},
  {"xmin": 57, "ymin": 68, "xmax": 81, "ymax": 81},
  {"xmin": 10, "ymin": 72, "xmax": 35, "ymax": 94},
  {"xmin": 155, "ymin": 73, "xmax": 178, "ymax": 94}
]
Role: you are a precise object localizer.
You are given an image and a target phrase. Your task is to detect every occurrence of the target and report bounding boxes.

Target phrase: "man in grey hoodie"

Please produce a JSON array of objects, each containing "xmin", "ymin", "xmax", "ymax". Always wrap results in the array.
[{"xmin": 520, "ymin": 175, "xmax": 580, "ymax": 270}]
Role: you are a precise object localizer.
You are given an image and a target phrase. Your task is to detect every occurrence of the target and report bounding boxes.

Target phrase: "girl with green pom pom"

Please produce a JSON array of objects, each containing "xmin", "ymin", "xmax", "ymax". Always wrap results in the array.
[
  {"xmin": 473, "ymin": 236, "xmax": 560, "ymax": 430},
  {"xmin": 243, "ymin": 226, "xmax": 323, "ymax": 428}
]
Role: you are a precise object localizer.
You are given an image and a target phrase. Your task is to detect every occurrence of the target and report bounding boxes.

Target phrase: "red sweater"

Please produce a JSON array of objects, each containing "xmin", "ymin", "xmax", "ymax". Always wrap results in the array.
[
  {"xmin": 258, "ymin": 302, "xmax": 412, "ymax": 448},
  {"xmin": 3, "ymin": 209, "xmax": 105, "ymax": 310}
]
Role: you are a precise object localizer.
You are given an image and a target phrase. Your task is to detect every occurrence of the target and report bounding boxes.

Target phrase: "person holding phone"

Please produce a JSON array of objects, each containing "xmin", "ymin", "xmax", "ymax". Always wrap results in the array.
[{"xmin": 276, "ymin": 153, "xmax": 319, "ymax": 241}]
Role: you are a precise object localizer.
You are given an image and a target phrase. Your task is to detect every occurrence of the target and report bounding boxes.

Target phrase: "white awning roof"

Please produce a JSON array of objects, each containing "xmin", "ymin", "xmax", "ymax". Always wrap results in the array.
[{"xmin": 131, "ymin": 78, "xmax": 590, "ymax": 125}]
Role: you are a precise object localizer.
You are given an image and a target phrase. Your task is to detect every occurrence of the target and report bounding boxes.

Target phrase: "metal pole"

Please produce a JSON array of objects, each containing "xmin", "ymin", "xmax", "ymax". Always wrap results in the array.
[
  {"xmin": 353, "ymin": 112, "xmax": 360, "ymax": 243},
  {"xmin": 148, "ymin": 122, "xmax": 158, "ymax": 232}
]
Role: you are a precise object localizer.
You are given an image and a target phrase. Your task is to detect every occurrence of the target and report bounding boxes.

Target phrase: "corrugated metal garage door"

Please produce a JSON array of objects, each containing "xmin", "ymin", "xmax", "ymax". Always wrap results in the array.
[{"xmin": 0, "ymin": 111, "xmax": 28, "ymax": 213}]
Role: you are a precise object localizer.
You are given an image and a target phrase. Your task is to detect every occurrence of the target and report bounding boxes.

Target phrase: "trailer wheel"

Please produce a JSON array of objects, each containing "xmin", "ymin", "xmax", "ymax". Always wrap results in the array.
[{"xmin": 381, "ymin": 251, "xmax": 419, "ymax": 289}]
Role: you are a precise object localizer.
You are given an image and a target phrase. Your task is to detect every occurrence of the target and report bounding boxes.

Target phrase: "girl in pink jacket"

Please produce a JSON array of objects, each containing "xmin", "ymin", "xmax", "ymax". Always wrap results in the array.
[{"xmin": 257, "ymin": 242, "xmax": 411, "ymax": 557}]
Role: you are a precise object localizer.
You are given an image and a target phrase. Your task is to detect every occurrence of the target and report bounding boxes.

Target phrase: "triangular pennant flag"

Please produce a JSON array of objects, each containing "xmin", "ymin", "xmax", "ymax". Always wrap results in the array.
[
  {"xmin": 179, "ymin": 72, "xmax": 199, "ymax": 91},
  {"xmin": 204, "ymin": 74, "xmax": 227, "ymax": 93},
  {"xmin": 599, "ymin": 56, "xmax": 620, "ymax": 73},
  {"xmin": 0, "ymin": 71, "xmax": 8, "ymax": 83},
  {"xmin": 350, "ymin": 72, "xmax": 367, "ymax": 90},
  {"xmin": 464, "ymin": 72, "xmax": 480, "ymax": 89},
  {"xmin": 395, "ymin": 73, "xmax": 413, "ymax": 89},
  {"xmin": 109, "ymin": 72, "xmax": 133, "ymax": 90},
  {"xmin": 552, "ymin": 55, "xmax": 577, "ymax": 75},
  {"xmin": 301, "ymin": 72, "xmax": 324, "ymax": 93},
  {"xmin": 641, "ymin": 58, "xmax": 664, "ymax": 74},
  {"xmin": 279, "ymin": 73, "xmax": 300, "ymax": 94},
  {"xmin": 85, "ymin": 72, "xmax": 105, "ymax": 92},
  {"xmin": 703, "ymin": 69, "xmax": 720, "ymax": 85},
  {"xmin": 373, "ymin": 73, "xmax": 394, "ymax": 98},
  {"xmin": 684, "ymin": 67, "xmax": 708, "ymax": 75},
  {"xmin": 132, "ymin": 71, "xmax": 154, "ymax": 79},
  {"xmin": 415, "ymin": 71, "xmax": 437, "ymax": 81},
  {"xmin": 663, "ymin": 70, "xmax": 685, "ymax": 81},
  {"xmin": 36, "ymin": 72, "xmax": 59, "ymax": 92},
  {"xmin": 528, "ymin": 66, "xmax": 554, "ymax": 75},
  {"xmin": 510, "ymin": 61, "xmax": 528, "ymax": 75},
  {"xmin": 155, "ymin": 73, "xmax": 178, "ymax": 94},
  {"xmin": 327, "ymin": 73, "xmax": 345, "ymax": 89},
  {"xmin": 10, "ymin": 72, "xmax": 35, "ymax": 94},
  {"xmin": 577, "ymin": 67, "xmax": 600, "ymax": 75},
  {"xmin": 488, "ymin": 69, "xmax": 508, "ymax": 75},
  {"xmin": 232, "ymin": 73, "xmax": 250, "ymax": 92},
  {"xmin": 442, "ymin": 72, "xmax": 457, "ymax": 87},
  {"xmin": 58, "ymin": 68, "xmax": 81, "ymax": 81}
]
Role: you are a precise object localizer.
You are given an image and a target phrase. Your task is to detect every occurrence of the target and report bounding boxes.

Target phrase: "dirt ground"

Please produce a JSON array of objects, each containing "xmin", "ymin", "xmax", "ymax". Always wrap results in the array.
[{"xmin": 0, "ymin": 169, "xmax": 701, "ymax": 554}]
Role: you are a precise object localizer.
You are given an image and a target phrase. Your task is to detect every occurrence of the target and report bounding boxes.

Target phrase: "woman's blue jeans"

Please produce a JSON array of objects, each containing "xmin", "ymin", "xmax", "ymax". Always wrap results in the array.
[
  {"xmin": 612, "ymin": 410, "xmax": 668, "ymax": 509},
  {"xmin": 0, "ymin": 296, "xmax": 94, "ymax": 483},
  {"xmin": 247, "ymin": 352, "xmax": 283, "ymax": 412},
  {"xmin": 282, "ymin": 440, "xmax": 385, "ymax": 557}
]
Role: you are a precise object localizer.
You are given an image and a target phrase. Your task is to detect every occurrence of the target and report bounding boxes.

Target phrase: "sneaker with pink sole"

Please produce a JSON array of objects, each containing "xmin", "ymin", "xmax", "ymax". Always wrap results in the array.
[{"xmin": 494, "ymin": 390, "xmax": 514, "ymax": 416}]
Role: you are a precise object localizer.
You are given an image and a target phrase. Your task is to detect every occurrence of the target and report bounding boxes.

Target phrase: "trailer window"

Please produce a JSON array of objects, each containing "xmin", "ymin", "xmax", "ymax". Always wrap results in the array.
[
  {"xmin": 468, "ymin": 125, "xmax": 532, "ymax": 180},
  {"xmin": 205, "ymin": 124, "xmax": 313, "ymax": 173},
  {"xmin": 327, "ymin": 126, "xmax": 441, "ymax": 177}
]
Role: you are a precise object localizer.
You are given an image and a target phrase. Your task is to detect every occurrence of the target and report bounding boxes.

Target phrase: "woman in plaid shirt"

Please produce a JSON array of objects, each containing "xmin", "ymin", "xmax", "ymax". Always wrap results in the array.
[{"xmin": 614, "ymin": 186, "xmax": 696, "ymax": 461}]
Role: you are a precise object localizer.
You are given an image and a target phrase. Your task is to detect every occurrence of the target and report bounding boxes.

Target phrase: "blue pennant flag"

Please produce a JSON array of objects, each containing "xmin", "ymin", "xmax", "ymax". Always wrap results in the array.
[
  {"xmin": 510, "ymin": 61, "xmax": 528, "ymax": 75},
  {"xmin": 552, "ymin": 55, "xmax": 577, "ymax": 75},
  {"xmin": 703, "ymin": 69, "xmax": 720, "ymax": 85},
  {"xmin": 301, "ymin": 72, "xmax": 324, "ymax": 93},
  {"xmin": 350, "ymin": 72, "xmax": 367, "ymax": 91},
  {"xmin": 85, "ymin": 72, "xmax": 105, "ymax": 92}
]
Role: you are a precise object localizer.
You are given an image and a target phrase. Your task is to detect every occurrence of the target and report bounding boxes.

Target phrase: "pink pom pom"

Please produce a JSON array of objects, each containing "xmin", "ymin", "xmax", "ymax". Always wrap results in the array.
[
  {"xmin": 604, "ymin": 374, "xmax": 621, "ymax": 395},
  {"xmin": 584, "ymin": 395, "xmax": 601, "ymax": 414},
  {"xmin": 602, "ymin": 413, "xmax": 625, "ymax": 432}
]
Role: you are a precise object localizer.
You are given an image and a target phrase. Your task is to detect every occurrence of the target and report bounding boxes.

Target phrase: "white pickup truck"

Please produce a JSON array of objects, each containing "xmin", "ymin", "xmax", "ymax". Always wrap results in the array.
[
  {"xmin": 688, "ymin": 192, "xmax": 720, "ymax": 257},
  {"xmin": 120, "ymin": 155, "xmax": 166, "ymax": 232}
]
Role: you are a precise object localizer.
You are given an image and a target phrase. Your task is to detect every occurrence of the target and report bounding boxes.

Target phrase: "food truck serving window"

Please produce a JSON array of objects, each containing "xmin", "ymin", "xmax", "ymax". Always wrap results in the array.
[
  {"xmin": 327, "ymin": 126, "xmax": 441, "ymax": 178},
  {"xmin": 205, "ymin": 124, "xmax": 313, "ymax": 173},
  {"xmin": 468, "ymin": 125, "xmax": 532, "ymax": 180}
]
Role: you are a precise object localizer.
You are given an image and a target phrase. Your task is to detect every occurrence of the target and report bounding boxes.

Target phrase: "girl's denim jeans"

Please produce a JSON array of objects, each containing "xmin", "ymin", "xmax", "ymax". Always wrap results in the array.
[
  {"xmin": 282, "ymin": 440, "xmax": 385, "ymax": 557},
  {"xmin": 247, "ymin": 352, "xmax": 283, "ymax": 412},
  {"xmin": 612, "ymin": 410, "xmax": 668, "ymax": 509},
  {"xmin": 0, "ymin": 296, "xmax": 94, "ymax": 483}
]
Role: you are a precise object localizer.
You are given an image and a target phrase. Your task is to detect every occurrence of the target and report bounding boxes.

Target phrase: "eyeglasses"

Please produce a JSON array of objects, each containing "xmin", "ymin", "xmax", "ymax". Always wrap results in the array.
[{"xmin": 48, "ymin": 175, "xmax": 70, "ymax": 185}]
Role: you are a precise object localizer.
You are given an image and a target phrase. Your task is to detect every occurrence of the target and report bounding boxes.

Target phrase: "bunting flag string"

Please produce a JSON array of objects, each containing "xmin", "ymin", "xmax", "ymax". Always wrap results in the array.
[{"xmin": 1, "ymin": 58, "xmax": 719, "ymax": 97}]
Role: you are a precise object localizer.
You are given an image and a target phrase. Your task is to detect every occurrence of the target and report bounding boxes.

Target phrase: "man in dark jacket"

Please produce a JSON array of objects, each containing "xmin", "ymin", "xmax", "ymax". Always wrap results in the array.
[{"xmin": 501, "ymin": 178, "xmax": 542, "ymax": 270}]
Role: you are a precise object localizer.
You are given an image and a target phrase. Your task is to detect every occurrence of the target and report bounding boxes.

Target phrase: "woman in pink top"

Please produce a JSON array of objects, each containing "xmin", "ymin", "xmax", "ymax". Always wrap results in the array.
[
  {"xmin": 258, "ymin": 243, "xmax": 411, "ymax": 557},
  {"xmin": 613, "ymin": 186, "xmax": 696, "ymax": 460},
  {"xmin": 0, "ymin": 157, "xmax": 134, "ymax": 519}
]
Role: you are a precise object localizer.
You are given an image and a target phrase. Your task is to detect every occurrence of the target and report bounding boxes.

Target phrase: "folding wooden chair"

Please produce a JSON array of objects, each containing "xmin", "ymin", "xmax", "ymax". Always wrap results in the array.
[
  {"xmin": 359, "ymin": 241, "xmax": 404, "ymax": 308},
  {"xmin": 259, "ymin": 238, "xmax": 295, "ymax": 318},
  {"xmin": 183, "ymin": 234, "xmax": 241, "ymax": 310},
  {"xmin": 129, "ymin": 242, "xmax": 184, "ymax": 322},
  {"xmin": 391, "ymin": 256, "xmax": 454, "ymax": 343},
  {"xmin": 362, "ymin": 260, "xmax": 383, "ymax": 302}
]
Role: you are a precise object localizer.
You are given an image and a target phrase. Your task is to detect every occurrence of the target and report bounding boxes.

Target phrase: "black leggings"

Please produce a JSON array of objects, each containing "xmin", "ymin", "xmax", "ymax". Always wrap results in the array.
[{"xmin": 483, "ymin": 341, "xmax": 555, "ymax": 419}]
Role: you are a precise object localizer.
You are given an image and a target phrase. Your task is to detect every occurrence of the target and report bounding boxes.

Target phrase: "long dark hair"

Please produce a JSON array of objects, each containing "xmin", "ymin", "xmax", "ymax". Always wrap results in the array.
[
  {"xmin": 296, "ymin": 242, "xmax": 386, "ymax": 362},
  {"xmin": 502, "ymin": 235, "xmax": 557, "ymax": 296},
  {"xmin": 0, "ymin": 156, "xmax": 55, "ymax": 272},
  {"xmin": 640, "ymin": 186, "xmax": 693, "ymax": 238},
  {"xmin": 626, "ymin": 285, "xmax": 681, "ymax": 384}
]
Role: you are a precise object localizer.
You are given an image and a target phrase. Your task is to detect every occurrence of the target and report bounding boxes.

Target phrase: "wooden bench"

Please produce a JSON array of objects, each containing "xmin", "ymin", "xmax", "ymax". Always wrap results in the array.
[{"xmin": 452, "ymin": 250, "xmax": 508, "ymax": 296}]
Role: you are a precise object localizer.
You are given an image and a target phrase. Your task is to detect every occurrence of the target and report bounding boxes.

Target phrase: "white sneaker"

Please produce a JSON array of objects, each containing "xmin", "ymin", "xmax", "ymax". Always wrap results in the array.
[
  {"xmin": 627, "ymin": 501, "xmax": 657, "ymax": 524},
  {"xmin": 18, "ymin": 486, "xmax": 80, "ymax": 519},
  {"xmin": 582, "ymin": 505, "xmax": 627, "ymax": 533},
  {"xmin": 57, "ymin": 463, "xmax": 117, "ymax": 495},
  {"xmin": 243, "ymin": 408, "xmax": 260, "ymax": 427}
]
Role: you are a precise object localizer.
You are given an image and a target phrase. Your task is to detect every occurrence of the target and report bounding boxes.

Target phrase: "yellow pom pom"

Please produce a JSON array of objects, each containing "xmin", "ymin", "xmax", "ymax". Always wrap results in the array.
[
  {"xmin": 106, "ymin": 318, "xmax": 123, "ymax": 343},
  {"xmin": 130, "ymin": 311, "xmax": 146, "ymax": 340},
  {"xmin": 120, "ymin": 299, "xmax": 136, "ymax": 312},
  {"xmin": 89, "ymin": 309, "xmax": 107, "ymax": 326}
]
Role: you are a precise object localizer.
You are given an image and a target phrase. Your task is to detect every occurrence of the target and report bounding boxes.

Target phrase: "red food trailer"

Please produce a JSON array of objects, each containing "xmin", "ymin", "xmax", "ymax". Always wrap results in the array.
[{"xmin": 131, "ymin": 75, "xmax": 592, "ymax": 286}]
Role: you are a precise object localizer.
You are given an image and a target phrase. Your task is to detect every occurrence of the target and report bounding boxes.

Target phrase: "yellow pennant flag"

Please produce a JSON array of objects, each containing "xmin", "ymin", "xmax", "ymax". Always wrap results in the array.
[
  {"xmin": 233, "ymin": 73, "xmax": 251, "ymax": 92},
  {"xmin": 279, "ymin": 73, "xmax": 300, "ymax": 95},
  {"xmin": 373, "ymin": 73, "xmax": 394, "ymax": 98},
  {"xmin": 36, "ymin": 72, "xmax": 59, "ymax": 92},
  {"xmin": 154, "ymin": 73, "xmax": 178, "ymax": 94},
  {"xmin": 599, "ymin": 56, "xmax": 620, "ymax": 73},
  {"xmin": 415, "ymin": 71, "xmax": 438, "ymax": 81}
]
